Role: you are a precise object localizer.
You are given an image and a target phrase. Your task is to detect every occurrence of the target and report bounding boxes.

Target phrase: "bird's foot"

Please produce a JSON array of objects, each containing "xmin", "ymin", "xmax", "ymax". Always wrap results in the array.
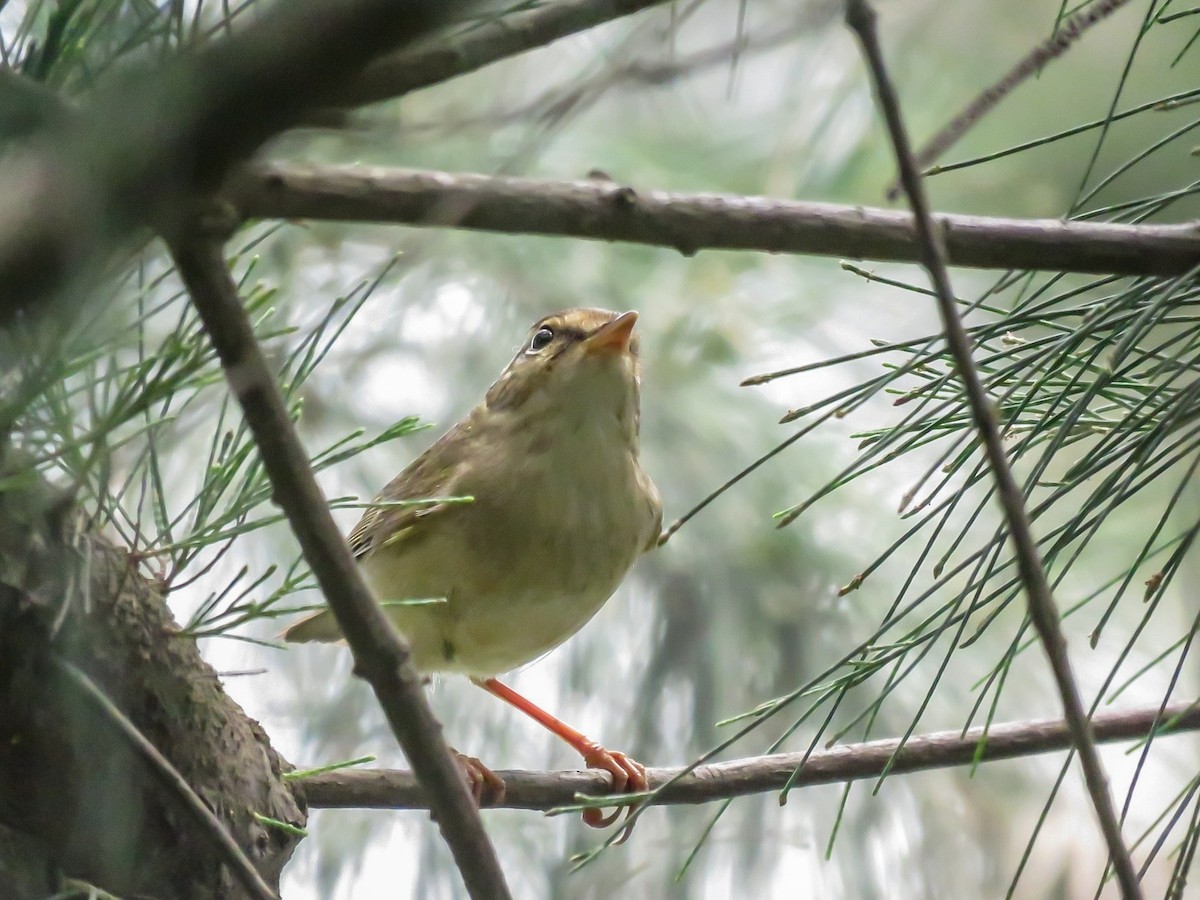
[
  {"xmin": 469, "ymin": 677, "xmax": 647, "ymax": 835},
  {"xmin": 453, "ymin": 751, "xmax": 506, "ymax": 807},
  {"xmin": 580, "ymin": 742, "xmax": 647, "ymax": 834}
]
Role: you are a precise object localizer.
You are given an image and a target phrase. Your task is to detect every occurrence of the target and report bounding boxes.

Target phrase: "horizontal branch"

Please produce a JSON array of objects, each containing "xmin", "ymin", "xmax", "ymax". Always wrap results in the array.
[
  {"xmin": 226, "ymin": 163, "xmax": 1200, "ymax": 276},
  {"xmin": 299, "ymin": 700, "xmax": 1200, "ymax": 811}
]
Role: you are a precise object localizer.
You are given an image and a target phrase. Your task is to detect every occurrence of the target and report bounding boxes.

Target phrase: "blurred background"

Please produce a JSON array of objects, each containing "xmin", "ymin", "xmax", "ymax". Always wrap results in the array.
[{"xmin": 8, "ymin": 0, "xmax": 1200, "ymax": 897}]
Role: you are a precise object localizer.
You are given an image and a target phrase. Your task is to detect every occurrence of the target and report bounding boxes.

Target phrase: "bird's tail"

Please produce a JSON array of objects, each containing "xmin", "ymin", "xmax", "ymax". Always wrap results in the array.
[{"xmin": 280, "ymin": 609, "xmax": 343, "ymax": 643}]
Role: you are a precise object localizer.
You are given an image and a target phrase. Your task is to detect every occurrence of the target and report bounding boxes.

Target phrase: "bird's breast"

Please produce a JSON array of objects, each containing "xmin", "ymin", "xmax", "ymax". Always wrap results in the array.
[
  {"xmin": 364, "ymin": 414, "xmax": 658, "ymax": 676},
  {"xmin": 468, "ymin": 415, "xmax": 652, "ymax": 597}
]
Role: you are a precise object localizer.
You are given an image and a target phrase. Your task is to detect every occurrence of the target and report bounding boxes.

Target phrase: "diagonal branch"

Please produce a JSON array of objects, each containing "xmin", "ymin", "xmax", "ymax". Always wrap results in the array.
[
  {"xmin": 843, "ymin": 1, "xmax": 1143, "ymax": 897},
  {"xmin": 332, "ymin": 0, "xmax": 674, "ymax": 108},
  {"xmin": 898, "ymin": 0, "xmax": 1134, "ymax": 195},
  {"xmin": 0, "ymin": 5, "xmax": 525, "ymax": 893},
  {"xmin": 395, "ymin": 6, "xmax": 838, "ymax": 140},
  {"xmin": 225, "ymin": 163, "xmax": 1200, "ymax": 277},
  {"xmin": 299, "ymin": 700, "xmax": 1200, "ymax": 811},
  {"xmin": 167, "ymin": 224, "xmax": 511, "ymax": 900}
]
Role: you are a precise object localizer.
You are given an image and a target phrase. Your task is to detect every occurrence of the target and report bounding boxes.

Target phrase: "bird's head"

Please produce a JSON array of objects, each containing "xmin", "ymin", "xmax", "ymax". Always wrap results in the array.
[{"xmin": 485, "ymin": 308, "xmax": 643, "ymax": 441}]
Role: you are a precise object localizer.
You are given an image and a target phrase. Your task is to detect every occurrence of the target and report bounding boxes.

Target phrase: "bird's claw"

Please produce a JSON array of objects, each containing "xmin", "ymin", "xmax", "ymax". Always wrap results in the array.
[
  {"xmin": 453, "ymin": 751, "xmax": 506, "ymax": 807},
  {"xmin": 580, "ymin": 743, "xmax": 647, "ymax": 834}
]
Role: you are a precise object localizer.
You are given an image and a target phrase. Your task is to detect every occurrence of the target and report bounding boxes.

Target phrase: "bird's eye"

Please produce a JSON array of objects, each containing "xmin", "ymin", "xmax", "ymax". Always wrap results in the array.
[{"xmin": 527, "ymin": 327, "xmax": 554, "ymax": 354}]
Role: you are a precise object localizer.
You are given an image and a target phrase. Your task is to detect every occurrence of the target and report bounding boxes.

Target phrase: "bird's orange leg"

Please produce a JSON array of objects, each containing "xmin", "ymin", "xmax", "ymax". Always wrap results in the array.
[{"xmin": 473, "ymin": 676, "xmax": 647, "ymax": 828}]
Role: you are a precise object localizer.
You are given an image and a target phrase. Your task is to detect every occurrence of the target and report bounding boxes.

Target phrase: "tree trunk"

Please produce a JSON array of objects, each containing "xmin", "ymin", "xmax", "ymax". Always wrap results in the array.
[{"xmin": 0, "ymin": 464, "xmax": 305, "ymax": 898}]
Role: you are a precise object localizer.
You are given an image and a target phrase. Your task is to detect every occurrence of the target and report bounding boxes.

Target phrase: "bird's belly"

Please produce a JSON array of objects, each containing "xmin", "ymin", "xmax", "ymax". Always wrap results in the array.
[
  {"xmin": 358, "ymin": 420, "xmax": 657, "ymax": 676},
  {"xmin": 359, "ymin": 525, "xmax": 636, "ymax": 677},
  {"xmin": 441, "ymin": 583, "xmax": 616, "ymax": 675}
]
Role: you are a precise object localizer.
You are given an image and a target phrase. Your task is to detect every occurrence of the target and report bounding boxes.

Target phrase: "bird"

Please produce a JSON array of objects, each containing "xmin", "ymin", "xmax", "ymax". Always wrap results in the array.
[{"xmin": 283, "ymin": 307, "xmax": 663, "ymax": 827}]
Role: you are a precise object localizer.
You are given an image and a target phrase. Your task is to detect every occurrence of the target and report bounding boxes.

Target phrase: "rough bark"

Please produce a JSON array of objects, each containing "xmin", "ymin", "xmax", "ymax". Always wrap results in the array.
[{"xmin": 0, "ymin": 458, "xmax": 304, "ymax": 899}]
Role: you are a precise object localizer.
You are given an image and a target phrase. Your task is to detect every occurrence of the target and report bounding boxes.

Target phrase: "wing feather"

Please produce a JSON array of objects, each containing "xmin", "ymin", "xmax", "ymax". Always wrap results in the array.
[
  {"xmin": 283, "ymin": 414, "xmax": 479, "ymax": 645},
  {"xmin": 346, "ymin": 414, "xmax": 477, "ymax": 560}
]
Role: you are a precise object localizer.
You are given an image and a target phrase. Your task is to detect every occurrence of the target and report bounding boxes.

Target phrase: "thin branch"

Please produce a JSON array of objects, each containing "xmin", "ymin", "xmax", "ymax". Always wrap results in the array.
[
  {"xmin": 225, "ymin": 163, "xmax": 1200, "ymax": 277},
  {"xmin": 331, "ymin": 0, "xmax": 674, "ymax": 107},
  {"xmin": 299, "ymin": 700, "xmax": 1200, "ymax": 811},
  {"xmin": 53, "ymin": 657, "xmax": 277, "ymax": 900},
  {"xmin": 398, "ymin": 7, "xmax": 836, "ymax": 139},
  {"xmin": 167, "ymin": 224, "xmax": 511, "ymax": 900},
  {"xmin": 899, "ymin": 0, "xmax": 1134, "ymax": 194},
  {"xmin": 843, "ymin": 2, "xmax": 1143, "ymax": 898}
]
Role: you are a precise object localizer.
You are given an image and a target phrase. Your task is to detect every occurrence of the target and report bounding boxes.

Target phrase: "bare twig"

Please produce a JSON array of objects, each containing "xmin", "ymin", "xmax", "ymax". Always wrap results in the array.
[
  {"xmin": 168, "ymin": 226, "xmax": 511, "ymax": 900},
  {"xmin": 332, "ymin": 0, "xmax": 674, "ymax": 107},
  {"xmin": 225, "ymin": 163, "xmax": 1200, "ymax": 277},
  {"xmin": 844, "ymin": 1, "xmax": 1143, "ymax": 897},
  {"xmin": 53, "ymin": 657, "xmax": 277, "ymax": 900},
  {"xmin": 300, "ymin": 700, "xmax": 1200, "ymax": 811},
  {"xmin": 898, "ymin": 0, "xmax": 1134, "ymax": 195},
  {"xmin": 398, "ymin": 8, "xmax": 836, "ymax": 139}
]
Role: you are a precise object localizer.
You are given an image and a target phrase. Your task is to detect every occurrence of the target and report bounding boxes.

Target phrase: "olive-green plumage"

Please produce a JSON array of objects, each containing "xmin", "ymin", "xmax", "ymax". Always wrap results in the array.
[{"xmin": 283, "ymin": 308, "xmax": 662, "ymax": 676}]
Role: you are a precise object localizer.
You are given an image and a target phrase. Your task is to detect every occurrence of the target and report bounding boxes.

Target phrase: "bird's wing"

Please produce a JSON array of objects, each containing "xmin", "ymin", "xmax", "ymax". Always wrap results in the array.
[
  {"xmin": 347, "ymin": 416, "xmax": 476, "ymax": 560},
  {"xmin": 282, "ymin": 415, "xmax": 477, "ymax": 644}
]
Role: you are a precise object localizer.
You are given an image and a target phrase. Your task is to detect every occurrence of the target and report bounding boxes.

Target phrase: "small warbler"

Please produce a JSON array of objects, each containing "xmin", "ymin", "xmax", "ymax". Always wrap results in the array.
[{"xmin": 285, "ymin": 308, "xmax": 662, "ymax": 827}]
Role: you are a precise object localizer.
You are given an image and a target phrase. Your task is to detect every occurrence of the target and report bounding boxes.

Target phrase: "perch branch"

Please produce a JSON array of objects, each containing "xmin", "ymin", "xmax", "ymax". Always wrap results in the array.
[{"xmin": 300, "ymin": 700, "xmax": 1200, "ymax": 811}]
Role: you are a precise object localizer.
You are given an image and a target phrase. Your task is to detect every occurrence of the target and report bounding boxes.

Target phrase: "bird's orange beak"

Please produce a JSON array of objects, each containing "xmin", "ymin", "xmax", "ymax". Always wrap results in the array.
[{"xmin": 584, "ymin": 311, "xmax": 638, "ymax": 355}]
